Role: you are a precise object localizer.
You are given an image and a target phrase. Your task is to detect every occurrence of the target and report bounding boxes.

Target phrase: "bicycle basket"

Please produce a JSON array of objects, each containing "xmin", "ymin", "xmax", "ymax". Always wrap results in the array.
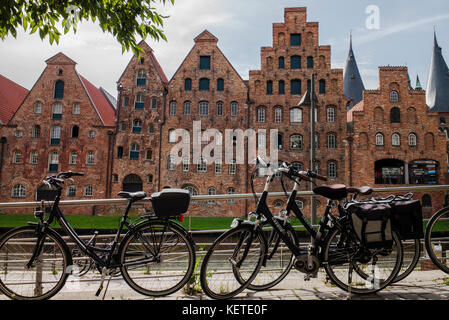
[
  {"xmin": 151, "ymin": 189, "xmax": 190, "ymax": 217},
  {"xmin": 389, "ymin": 199, "xmax": 423, "ymax": 240},
  {"xmin": 347, "ymin": 202, "xmax": 393, "ymax": 249}
]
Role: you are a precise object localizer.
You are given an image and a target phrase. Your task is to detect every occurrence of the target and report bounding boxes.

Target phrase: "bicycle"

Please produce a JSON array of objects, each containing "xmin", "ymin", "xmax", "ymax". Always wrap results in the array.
[
  {"xmin": 0, "ymin": 171, "xmax": 196, "ymax": 300},
  {"xmin": 425, "ymin": 205, "xmax": 449, "ymax": 274},
  {"xmin": 200, "ymin": 157, "xmax": 403, "ymax": 299}
]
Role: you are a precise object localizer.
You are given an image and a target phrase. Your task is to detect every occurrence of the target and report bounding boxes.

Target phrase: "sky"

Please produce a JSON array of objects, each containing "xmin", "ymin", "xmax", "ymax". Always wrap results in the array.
[{"xmin": 1, "ymin": 0, "xmax": 449, "ymax": 99}]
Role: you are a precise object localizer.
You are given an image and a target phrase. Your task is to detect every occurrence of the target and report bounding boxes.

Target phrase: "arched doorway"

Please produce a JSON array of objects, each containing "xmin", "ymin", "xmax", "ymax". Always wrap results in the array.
[
  {"xmin": 122, "ymin": 174, "xmax": 143, "ymax": 192},
  {"xmin": 375, "ymin": 159, "xmax": 405, "ymax": 184}
]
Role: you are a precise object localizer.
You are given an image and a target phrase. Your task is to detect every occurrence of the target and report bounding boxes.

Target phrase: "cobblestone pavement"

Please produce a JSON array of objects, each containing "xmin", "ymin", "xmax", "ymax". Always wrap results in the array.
[{"xmin": 5, "ymin": 269, "xmax": 446, "ymax": 301}]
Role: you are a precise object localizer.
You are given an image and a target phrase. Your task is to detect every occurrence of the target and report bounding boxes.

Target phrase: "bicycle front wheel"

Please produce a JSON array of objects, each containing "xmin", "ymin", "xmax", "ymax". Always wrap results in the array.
[
  {"xmin": 393, "ymin": 238, "xmax": 421, "ymax": 283},
  {"xmin": 119, "ymin": 220, "xmax": 195, "ymax": 296},
  {"xmin": 323, "ymin": 227, "xmax": 403, "ymax": 295},
  {"xmin": 0, "ymin": 226, "xmax": 70, "ymax": 300},
  {"xmin": 425, "ymin": 207, "xmax": 449, "ymax": 274},
  {"xmin": 200, "ymin": 224, "xmax": 265, "ymax": 300}
]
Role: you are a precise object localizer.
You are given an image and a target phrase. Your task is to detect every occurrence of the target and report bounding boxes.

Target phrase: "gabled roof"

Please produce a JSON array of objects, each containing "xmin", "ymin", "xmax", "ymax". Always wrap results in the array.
[
  {"xmin": 100, "ymin": 87, "xmax": 117, "ymax": 110},
  {"xmin": 347, "ymin": 100, "xmax": 364, "ymax": 123},
  {"xmin": 45, "ymin": 52, "xmax": 77, "ymax": 65},
  {"xmin": 343, "ymin": 35, "xmax": 365, "ymax": 108},
  {"xmin": 78, "ymin": 75, "xmax": 116, "ymax": 126},
  {"xmin": 426, "ymin": 31, "xmax": 449, "ymax": 112},
  {"xmin": 0, "ymin": 74, "xmax": 29, "ymax": 124},
  {"xmin": 194, "ymin": 30, "xmax": 219, "ymax": 43}
]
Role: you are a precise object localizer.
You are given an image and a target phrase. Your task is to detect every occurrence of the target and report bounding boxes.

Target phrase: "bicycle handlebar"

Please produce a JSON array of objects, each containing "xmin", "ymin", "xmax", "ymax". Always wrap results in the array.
[{"xmin": 44, "ymin": 171, "xmax": 85, "ymax": 187}]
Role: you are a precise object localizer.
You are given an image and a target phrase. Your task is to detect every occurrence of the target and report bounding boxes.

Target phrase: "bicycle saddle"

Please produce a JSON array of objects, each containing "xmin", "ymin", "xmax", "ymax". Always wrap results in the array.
[
  {"xmin": 313, "ymin": 184, "xmax": 347, "ymax": 200},
  {"xmin": 347, "ymin": 186, "xmax": 373, "ymax": 196},
  {"xmin": 117, "ymin": 191, "xmax": 147, "ymax": 202}
]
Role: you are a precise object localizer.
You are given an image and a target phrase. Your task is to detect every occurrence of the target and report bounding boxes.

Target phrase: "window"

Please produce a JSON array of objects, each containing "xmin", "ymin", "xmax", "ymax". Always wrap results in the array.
[
  {"xmin": 145, "ymin": 149, "xmax": 153, "ymax": 160},
  {"xmin": 69, "ymin": 151, "xmax": 77, "ymax": 164},
  {"xmin": 184, "ymin": 78, "xmax": 192, "ymax": 91},
  {"xmin": 71, "ymin": 125, "xmax": 79, "ymax": 138},
  {"xmin": 72, "ymin": 103, "xmax": 80, "ymax": 114},
  {"xmin": 169, "ymin": 129, "xmax": 177, "ymax": 143},
  {"xmin": 167, "ymin": 155, "xmax": 175, "ymax": 171},
  {"xmin": 129, "ymin": 143, "xmax": 140, "ymax": 160},
  {"xmin": 375, "ymin": 133, "xmax": 384, "ymax": 146},
  {"xmin": 184, "ymin": 101, "xmax": 191, "ymax": 115},
  {"xmin": 147, "ymin": 174, "xmax": 153, "ymax": 184},
  {"xmin": 50, "ymin": 126, "xmax": 61, "ymax": 145},
  {"xmin": 207, "ymin": 187, "xmax": 216, "ymax": 204},
  {"xmin": 150, "ymin": 98, "xmax": 157, "ymax": 109},
  {"xmin": 278, "ymin": 57, "xmax": 285, "ymax": 69},
  {"xmin": 229, "ymin": 159, "xmax": 236, "ymax": 175},
  {"xmin": 216, "ymin": 101, "xmax": 223, "ymax": 116},
  {"xmin": 307, "ymin": 56, "xmax": 314, "ymax": 69},
  {"xmin": 274, "ymin": 107, "xmax": 283, "ymax": 123},
  {"xmin": 34, "ymin": 102, "xmax": 42, "ymax": 114},
  {"xmin": 327, "ymin": 133, "xmax": 337, "ymax": 149},
  {"xmin": 148, "ymin": 124, "xmax": 155, "ymax": 134},
  {"xmin": 200, "ymin": 55, "xmax": 211, "ymax": 70},
  {"xmin": 408, "ymin": 133, "xmax": 417, "ymax": 146},
  {"xmin": 217, "ymin": 78, "xmax": 224, "ymax": 91},
  {"xmin": 13, "ymin": 150, "xmax": 21, "ymax": 164},
  {"xmin": 140, "ymin": 58, "xmax": 145, "ymax": 64},
  {"xmin": 392, "ymin": 133, "xmax": 401, "ymax": 146},
  {"xmin": 184, "ymin": 186, "xmax": 198, "ymax": 204},
  {"xmin": 15, "ymin": 130, "xmax": 23, "ymax": 138},
  {"xmin": 197, "ymin": 157, "xmax": 207, "ymax": 173},
  {"xmin": 290, "ymin": 34, "xmax": 301, "ymax": 46},
  {"xmin": 277, "ymin": 80, "xmax": 285, "ymax": 95},
  {"xmin": 422, "ymin": 194, "xmax": 432, "ymax": 208},
  {"xmin": 86, "ymin": 151, "xmax": 95, "ymax": 165},
  {"xmin": 120, "ymin": 122, "xmax": 126, "ymax": 132},
  {"xmin": 12, "ymin": 185, "xmax": 26, "ymax": 198},
  {"xmin": 277, "ymin": 133, "xmax": 283, "ymax": 150},
  {"xmin": 314, "ymin": 133, "xmax": 319, "ymax": 149},
  {"xmin": 227, "ymin": 187, "xmax": 236, "ymax": 203},
  {"xmin": 84, "ymin": 186, "xmax": 93, "ymax": 197},
  {"xmin": 231, "ymin": 102, "xmax": 238, "ymax": 117},
  {"xmin": 291, "ymin": 56, "xmax": 301, "ymax": 69},
  {"xmin": 199, "ymin": 78, "xmax": 210, "ymax": 91},
  {"xmin": 54, "ymin": 80, "xmax": 64, "ymax": 99},
  {"xmin": 67, "ymin": 186, "xmax": 76, "ymax": 197},
  {"xmin": 135, "ymin": 93, "xmax": 144, "ymax": 109},
  {"xmin": 295, "ymin": 200, "xmax": 304, "ymax": 209},
  {"xmin": 88, "ymin": 131, "xmax": 96, "ymax": 139},
  {"xmin": 48, "ymin": 151, "xmax": 59, "ymax": 172},
  {"xmin": 257, "ymin": 107, "xmax": 266, "ymax": 123},
  {"xmin": 266, "ymin": 81, "xmax": 273, "ymax": 95},
  {"xmin": 136, "ymin": 70, "xmax": 146, "ymax": 86},
  {"xmin": 199, "ymin": 101, "xmax": 209, "ymax": 116},
  {"xmin": 169, "ymin": 101, "xmax": 177, "ymax": 116},
  {"xmin": 390, "ymin": 107, "xmax": 401, "ymax": 123},
  {"xmin": 117, "ymin": 146, "xmax": 123, "ymax": 159},
  {"xmin": 390, "ymin": 91, "xmax": 399, "ymax": 102},
  {"xmin": 30, "ymin": 150, "xmax": 38, "ymax": 164},
  {"xmin": 52, "ymin": 102, "xmax": 62, "ymax": 120},
  {"xmin": 123, "ymin": 96, "xmax": 129, "ymax": 107},
  {"xmin": 215, "ymin": 160, "xmax": 222, "ymax": 174},
  {"xmin": 319, "ymin": 79, "xmax": 326, "ymax": 94},
  {"xmin": 327, "ymin": 107, "xmax": 335, "ymax": 123},
  {"xmin": 182, "ymin": 157, "xmax": 189, "ymax": 172},
  {"xmin": 290, "ymin": 108, "xmax": 302, "ymax": 123},
  {"xmin": 328, "ymin": 161, "xmax": 337, "ymax": 179},
  {"xmin": 290, "ymin": 134, "xmax": 303, "ymax": 150},
  {"xmin": 290, "ymin": 79, "xmax": 301, "ymax": 95},
  {"xmin": 32, "ymin": 125, "xmax": 40, "ymax": 138}
]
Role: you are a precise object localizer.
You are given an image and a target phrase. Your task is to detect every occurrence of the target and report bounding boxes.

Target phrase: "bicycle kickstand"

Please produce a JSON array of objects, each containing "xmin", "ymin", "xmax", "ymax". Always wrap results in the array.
[{"xmin": 96, "ymin": 267, "xmax": 107, "ymax": 297}]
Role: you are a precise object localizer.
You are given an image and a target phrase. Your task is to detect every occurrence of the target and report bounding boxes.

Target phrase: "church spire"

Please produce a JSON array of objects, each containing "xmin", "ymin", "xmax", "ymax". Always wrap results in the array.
[
  {"xmin": 344, "ymin": 31, "xmax": 365, "ymax": 109},
  {"xmin": 426, "ymin": 29, "xmax": 449, "ymax": 112},
  {"xmin": 416, "ymin": 74, "xmax": 423, "ymax": 90}
]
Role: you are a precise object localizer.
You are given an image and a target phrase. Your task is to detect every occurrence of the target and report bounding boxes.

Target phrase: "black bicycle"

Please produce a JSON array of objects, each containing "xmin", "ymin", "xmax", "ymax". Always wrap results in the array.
[
  {"xmin": 200, "ymin": 157, "xmax": 403, "ymax": 299},
  {"xmin": 425, "ymin": 206, "xmax": 449, "ymax": 274},
  {"xmin": 0, "ymin": 171, "xmax": 196, "ymax": 300}
]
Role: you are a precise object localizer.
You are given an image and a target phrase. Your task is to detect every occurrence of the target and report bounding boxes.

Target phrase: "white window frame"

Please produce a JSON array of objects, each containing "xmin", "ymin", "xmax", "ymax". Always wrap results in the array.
[
  {"xmin": 12, "ymin": 185, "xmax": 26, "ymax": 198},
  {"xmin": 30, "ymin": 150, "xmax": 38, "ymax": 164},
  {"xmin": 72, "ymin": 103, "xmax": 80, "ymax": 114},
  {"xmin": 229, "ymin": 159, "xmax": 236, "ymax": 175},
  {"xmin": 197, "ymin": 157, "xmax": 207, "ymax": 173},
  {"xmin": 199, "ymin": 102, "xmax": 209, "ymax": 116},
  {"xmin": 408, "ymin": 133, "xmax": 417, "ymax": 146},
  {"xmin": 34, "ymin": 102, "xmax": 42, "ymax": 114},
  {"xmin": 86, "ymin": 151, "xmax": 95, "ymax": 165},
  {"xmin": 69, "ymin": 151, "xmax": 77, "ymax": 165},
  {"xmin": 327, "ymin": 107, "xmax": 335, "ymax": 122},
  {"xmin": 274, "ymin": 108, "xmax": 282, "ymax": 123},
  {"xmin": 84, "ymin": 186, "xmax": 93, "ymax": 197},
  {"xmin": 327, "ymin": 133, "xmax": 337, "ymax": 149},
  {"xmin": 257, "ymin": 107, "xmax": 266, "ymax": 123},
  {"xmin": 231, "ymin": 102, "xmax": 238, "ymax": 117},
  {"xmin": 328, "ymin": 161, "xmax": 337, "ymax": 179},
  {"xmin": 290, "ymin": 108, "xmax": 303, "ymax": 123},
  {"xmin": 392, "ymin": 133, "xmax": 401, "ymax": 146},
  {"xmin": 375, "ymin": 133, "xmax": 384, "ymax": 146}
]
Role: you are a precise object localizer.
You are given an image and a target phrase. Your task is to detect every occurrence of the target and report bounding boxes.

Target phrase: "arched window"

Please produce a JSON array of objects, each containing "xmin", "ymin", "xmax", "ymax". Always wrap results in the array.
[
  {"xmin": 326, "ymin": 107, "xmax": 335, "ymax": 122},
  {"xmin": 231, "ymin": 102, "xmax": 238, "ymax": 117},
  {"xmin": 184, "ymin": 78, "xmax": 192, "ymax": 91},
  {"xmin": 199, "ymin": 78, "xmax": 210, "ymax": 91},
  {"xmin": 132, "ymin": 119, "xmax": 142, "ymax": 133},
  {"xmin": 207, "ymin": 187, "xmax": 216, "ymax": 204},
  {"xmin": 422, "ymin": 194, "xmax": 432, "ymax": 208},
  {"xmin": 86, "ymin": 151, "xmax": 95, "ymax": 165},
  {"xmin": 274, "ymin": 107, "xmax": 282, "ymax": 123},
  {"xmin": 328, "ymin": 161, "xmax": 337, "ymax": 179},
  {"xmin": 291, "ymin": 55, "xmax": 301, "ymax": 69},
  {"xmin": 184, "ymin": 101, "xmax": 191, "ymax": 115},
  {"xmin": 278, "ymin": 57, "xmax": 285, "ymax": 69},
  {"xmin": 136, "ymin": 69, "xmax": 146, "ymax": 86},
  {"xmin": 266, "ymin": 80, "xmax": 273, "ymax": 95},
  {"xmin": 169, "ymin": 101, "xmax": 176, "ymax": 116},
  {"xmin": 408, "ymin": 133, "xmax": 417, "ymax": 146},
  {"xmin": 319, "ymin": 79, "xmax": 326, "ymax": 94},
  {"xmin": 199, "ymin": 101, "xmax": 209, "ymax": 116},
  {"xmin": 392, "ymin": 133, "xmax": 401, "ymax": 146},
  {"xmin": 273, "ymin": 200, "xmax": 283, "ymax": 209},
  {"xmin": 51, "ymin": 126, "xmax": 61, "ymax": 145},
  {"xmin": 52, "ymin": 102, "xmax": 62, "ymax": 120},
  {"xmin": 48, "ymin": 151, "xmax": 59, "ymax": 172},
  {"xmin": 290, "ymin": 134, "xmax": 303, "ymax": 150},
  {"xmin": 30, "ymin": 150, "xmax": 38, "ymax": 164},
  {"xmin": 390, "ymin": 107, "xmax": 401, "ymax": 123},
  {"xmin": 12, "ymin": 184, "xmax": 26, "ymax": 198},
  {"xmin": 197, "ymin": 157, "xmax": 207, "ymax": 173},
  {"xmin": 375, "ymin": 133, "xmax": 384, "ymax": 146},
  {"xmin": 129, "ymin": 143, "xmax": 140, "ymax": 160},
  {"xmin": 290, "ymin": 108, "xmax": 302, "ymax": 123},
  {"xmin": 32, "ymin": 125, "xmax": 41, "ymax": 138},
  {"xmin": 217, "ymin": 78, "xmax": 224, "ymax": 91},
  {"xmin": 216, "ymin": 101, "xmax": 223, "ymax": 116},
  {"xmin": 278, "ymin": 80, "xmax": 285, "ymax": 95},
  {"xmin": 122, "ymin": 174, "xmax": 143, "ymax": 192},
  {"xmin": 327, "ymin": 133, "xmax": 337, "ymax": 149},
  {"xmin": 390, "ymin": 91, "xmax": 399, "ymax": 102},
  {"xmin": 257, "ymin": 107, "xmax": 266, "ymax": 123},
  {"xmin": 54, "ymin": 80, "xmax": 64, "ymax": 99},
  {"xmin": 290, "ymin": 79, "xmax": 301, "ymax": 95}
]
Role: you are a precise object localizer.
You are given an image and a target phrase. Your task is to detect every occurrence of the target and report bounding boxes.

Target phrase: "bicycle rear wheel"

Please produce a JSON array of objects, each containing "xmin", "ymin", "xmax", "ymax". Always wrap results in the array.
[
  {"xmin": 425, "ymin": 207, "xmax": 449, "ymax": 274},
  {"xmin": 119, "ymin": 220, "xmax": 195, "ymax": 296},
  {"xmin": 393, "ymin": 238, "xmax": 421, "ymax": 283},
  {"xmin": 323, "ymin": 227, "xmax": 403, "ymax": 295},
  {"xmin": 0, "ymin": 226, "xmax": 71, "ymax": 300},
  {"xmin": 200, "ymin": 224, "xmax": 265, "ymax": 299}
]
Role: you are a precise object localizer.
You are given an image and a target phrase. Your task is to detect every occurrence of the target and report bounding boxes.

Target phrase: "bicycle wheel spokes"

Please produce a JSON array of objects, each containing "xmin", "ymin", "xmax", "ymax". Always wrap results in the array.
[
  {"xmin": 324, "ymin": 228, "xmax": 402, "ymax": 295},
  {"xmin": 394, "ymin": 239, "xmax": 421, "ymax": 283},
  {"xmin": 120, "ymin": 222, "xmax": 195, "ymax": 296},
  {"xmin": 200, "ymin": 226, "xmax": 265, "ymax": 299},
  {"xmin": 0, "ymin": 227, "xmax": 68, "ymax": 300},
  {"xmin": 426, "ymin": 208, "xmax": 449, "ymax": 274}
]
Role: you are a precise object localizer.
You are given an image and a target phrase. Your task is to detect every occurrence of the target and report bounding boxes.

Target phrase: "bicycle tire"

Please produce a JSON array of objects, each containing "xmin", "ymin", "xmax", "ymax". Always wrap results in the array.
[
  {"xmin": 119, "ymin": 220, "xmax": 195, "ymax": 296},
  {"xmin": 200, "ymin": 224, "xmax": 266, "ymax": 300},
  {"xmin": 425, "ymin": 206, "xmax": 449, "ymax": 274},
  {"xmin": 323, "ymin": 227, "xmax": 403, "ymax": 295},
  {"xmin": 244, "ymin": 222, "xmax": 297, "ymax": 291},
  {"xmin": 0, "ymin": 226, "xmax": 71, "ymax": 300},
  {"xmin": 393, "ymin": 238, "xmax": 421, "ymax": 283}
]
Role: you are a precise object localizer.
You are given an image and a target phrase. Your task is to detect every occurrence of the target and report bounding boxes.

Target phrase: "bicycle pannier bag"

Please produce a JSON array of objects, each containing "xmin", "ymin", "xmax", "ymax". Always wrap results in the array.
[
  {"xmin": 151, "ymin": 189, "xmax": 190, "ymax": 217},
  {"xmin": 347, "ymin": 202, "xmax": 393, "ymax": 249},
  {"xmin": 390, "ymin": 200, "xmax": 423, "ymax": 240}
]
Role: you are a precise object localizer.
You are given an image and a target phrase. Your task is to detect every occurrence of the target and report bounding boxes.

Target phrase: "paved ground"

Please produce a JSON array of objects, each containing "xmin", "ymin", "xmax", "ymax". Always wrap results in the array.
[{"xmin": 19, "ymin": 268, "xmax": 448, "ymax": 301}]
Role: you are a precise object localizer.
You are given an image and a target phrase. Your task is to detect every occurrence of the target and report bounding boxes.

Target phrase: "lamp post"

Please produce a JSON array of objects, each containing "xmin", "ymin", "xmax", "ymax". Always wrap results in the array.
[{"xmin": 298, "ymin": 73, "xmax": 318, "ymax": 225}]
